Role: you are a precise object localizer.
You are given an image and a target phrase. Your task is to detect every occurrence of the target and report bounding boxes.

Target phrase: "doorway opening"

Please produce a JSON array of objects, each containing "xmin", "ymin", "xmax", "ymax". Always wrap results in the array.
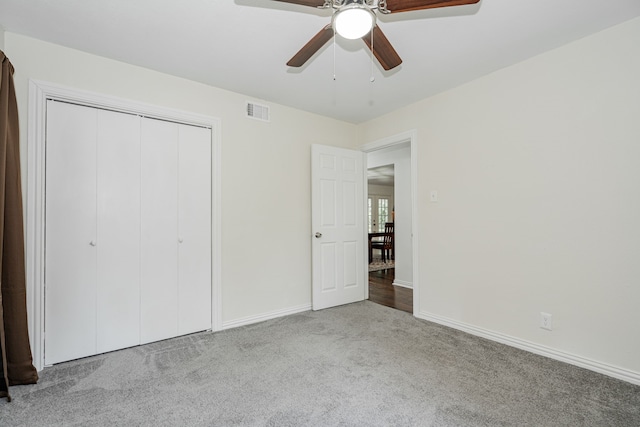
[{"xmin": 365, "ymin": 142, "xmax": 414, "ymax": 314}]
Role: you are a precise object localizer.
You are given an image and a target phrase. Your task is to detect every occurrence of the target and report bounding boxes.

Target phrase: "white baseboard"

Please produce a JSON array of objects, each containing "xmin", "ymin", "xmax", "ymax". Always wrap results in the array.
[
  {"xmin": 417, "ymin": 310, "xmax": 640, "ymax": 386},
  {"xmin": 392, "ymin": 280, "xmax": 413, "ymax": 289},
  {"xmin": 222, "ymin": 304, "xmax": 312, "ymax": 330}
]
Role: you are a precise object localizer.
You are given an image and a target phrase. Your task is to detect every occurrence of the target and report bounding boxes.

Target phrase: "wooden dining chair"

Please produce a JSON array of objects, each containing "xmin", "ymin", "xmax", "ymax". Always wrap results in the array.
[{"xmin": 371, "ymin": 222, "xmax": 394, "ymax": 262}]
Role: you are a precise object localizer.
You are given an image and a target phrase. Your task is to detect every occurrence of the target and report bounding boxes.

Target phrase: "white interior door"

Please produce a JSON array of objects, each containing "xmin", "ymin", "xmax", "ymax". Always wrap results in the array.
[
  {"xmin": 140, "ymin": 118, "xmax": 179, "ymax": 344},
  {"xmin": 311, "ymin": 144, "xmax": 366, "ymax": 310},
  {"xmin": 45, "ymin": 101, "xmax": 98, "ymax": 365},
  {"xmin": 177, "ymin": 124, "xmax": 212, "ymax": 335}
]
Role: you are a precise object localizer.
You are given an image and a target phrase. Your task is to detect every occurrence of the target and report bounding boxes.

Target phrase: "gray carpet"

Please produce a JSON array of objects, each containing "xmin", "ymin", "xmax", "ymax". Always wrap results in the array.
[{"xmin": 1, "ymin": 301, "xmax": 639, "ymax": 426}]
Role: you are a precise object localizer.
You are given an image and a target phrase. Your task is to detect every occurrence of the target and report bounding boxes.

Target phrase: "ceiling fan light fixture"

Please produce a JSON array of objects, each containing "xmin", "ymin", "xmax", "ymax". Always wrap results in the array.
[{"xmin": 333, "ymin": 1, "xmax": 375, "ymax": 40}]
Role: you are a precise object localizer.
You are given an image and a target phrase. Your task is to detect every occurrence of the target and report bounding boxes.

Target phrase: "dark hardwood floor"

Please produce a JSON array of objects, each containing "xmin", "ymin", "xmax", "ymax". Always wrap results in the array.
[{"xmin": 368, "ymin": 268, "xmax": 413, "ymax": 313}]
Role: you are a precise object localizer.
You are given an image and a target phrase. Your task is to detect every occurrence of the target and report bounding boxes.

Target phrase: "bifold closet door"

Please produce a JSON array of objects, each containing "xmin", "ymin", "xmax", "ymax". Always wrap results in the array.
[
  {"xmin": 46, "ymin": 102, "xmax": 212, "ymax": 363},
  {"xmin": 178, "ymin": 125, "xmax": 212, "ymax": 335},
  {"xmin": 45, "ymin": 103, "xmax": 141, "ymax": 364},
  {"xmin": 140, "ymin": 119, "xmax": 179, "ymax": 344},
  {"xmin": 140, "ymin": 119, "xmax": 212, "ymax": 343},
  {"xmin": 45, "ymin": 101, "xmax": 98, "ymax": 365},
  {"xmin": 96, "ymin": 109, "xmax": 141, "ymax": 354}
]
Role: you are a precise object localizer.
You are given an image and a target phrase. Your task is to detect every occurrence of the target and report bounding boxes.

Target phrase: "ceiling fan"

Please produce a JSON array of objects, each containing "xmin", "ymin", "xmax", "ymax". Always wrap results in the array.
[{"xmin": 273, "ymin": 0, "xmax": 481, "ymax": 71}]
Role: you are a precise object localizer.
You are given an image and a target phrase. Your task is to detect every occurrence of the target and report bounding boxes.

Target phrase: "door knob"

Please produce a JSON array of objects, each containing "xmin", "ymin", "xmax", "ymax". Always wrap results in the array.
[
  {"xmin": 315, "ymin": 232, "xmax": 322, "ymax": 238},
  {"xmin": 89, "ymin": 241, "xmax": 96, "ymax": 247},
  {"xmin": 178, "ymin": 237, "xmax": 184, "ymax": 243}
]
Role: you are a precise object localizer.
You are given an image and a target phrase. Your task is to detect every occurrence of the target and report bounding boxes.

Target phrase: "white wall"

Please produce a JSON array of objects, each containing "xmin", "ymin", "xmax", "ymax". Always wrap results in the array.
[
  {"xmin": 368, "ymin": 184, "xmax": 393, "ymax": 201},
  {"xmin": 359, "ymin": 17, "xmax": 640, "ymax": 381},
  {"xmin": 5, "ymin": 33, "xmax": 359, "ymax": 329},
  {"xmin": 368, "ymin": 146, "xmax": 413, "ymax": 288},
  {"xmin": 0, "ymin": 28, "xmax": 5, "ymax": 51}
]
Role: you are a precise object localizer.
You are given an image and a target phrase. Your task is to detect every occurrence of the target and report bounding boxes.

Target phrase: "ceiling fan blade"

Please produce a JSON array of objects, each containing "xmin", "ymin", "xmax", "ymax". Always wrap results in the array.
[
  {"xmin": 385, "ymin": 0, "xmax": 480, "ymax": 13},
  {"xmin": 271, "ymin": 0, "xmax": 328, "ymax": 7},
  {"xmin": 287, "ymin": 26, "xmax": 334, "ymax": 67},
  {"xmin": 362, "ymin": 26, "xmax": 402, "ymax": 71}
]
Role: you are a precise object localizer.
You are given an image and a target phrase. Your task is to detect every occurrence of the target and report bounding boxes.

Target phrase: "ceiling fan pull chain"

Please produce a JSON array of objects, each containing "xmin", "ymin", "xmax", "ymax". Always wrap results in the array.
[
  {"xmin": 370, "ymin": 29, "xmax": 375, "ymax": 82},
  {"xmin": 333, "ymin": 27, "xmax": 337, "ymax": 81}
]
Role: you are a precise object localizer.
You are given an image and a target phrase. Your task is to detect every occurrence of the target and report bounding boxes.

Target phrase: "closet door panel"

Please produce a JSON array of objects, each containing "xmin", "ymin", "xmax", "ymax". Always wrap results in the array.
[
  {"xmin": 178, "ymin": 125, "xmax": 212, "ymax": 335},
  {"xmin": 140, "ymin": 119, "xmax": 179, "ymax": 344},
  {"xmin": 96, "ymin": 110, "xmax": 141, "ymax": 353},
  {"xmin": 45, "ymin": 101, "xmax": 98, "ymax": 365}
]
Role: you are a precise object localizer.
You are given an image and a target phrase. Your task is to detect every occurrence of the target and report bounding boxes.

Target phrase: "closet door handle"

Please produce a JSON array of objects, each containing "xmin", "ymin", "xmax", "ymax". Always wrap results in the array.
[
  {"xmin": 89, "ymin": 240, "xmax": 97, "ymax": 247},
  {"xmin": 178, "ymin": 237, "xmax": 184, "ymax": 244}
]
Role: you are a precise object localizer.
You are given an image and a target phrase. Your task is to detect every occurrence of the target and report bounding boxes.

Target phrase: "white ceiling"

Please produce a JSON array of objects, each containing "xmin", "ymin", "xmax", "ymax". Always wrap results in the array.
[
  {"xmin": 1, "ymin": 0, "xmax": 639, "ymax": 123},
  {"xmin": 368, "ymin": 165, "xmax": 395, "ymax": 187}
]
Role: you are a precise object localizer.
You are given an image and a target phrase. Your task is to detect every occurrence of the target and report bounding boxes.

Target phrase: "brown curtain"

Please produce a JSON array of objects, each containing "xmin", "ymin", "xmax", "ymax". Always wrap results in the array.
[{"xmin": 0, "ymin": 50, "xmax": 39, "ymax": 402}]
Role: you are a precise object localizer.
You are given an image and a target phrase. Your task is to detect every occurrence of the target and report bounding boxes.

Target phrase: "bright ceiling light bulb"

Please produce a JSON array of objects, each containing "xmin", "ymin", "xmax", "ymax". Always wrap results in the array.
[{"xmin": 334, "ymin": 6, "xmax": 375, "ymax": 40}]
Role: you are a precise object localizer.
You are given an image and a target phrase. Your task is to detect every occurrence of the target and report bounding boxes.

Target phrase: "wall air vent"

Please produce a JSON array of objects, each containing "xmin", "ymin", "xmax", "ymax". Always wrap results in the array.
[{"xmin": 246, "ymin": 101, "xmax": 270, "ymax": 122}]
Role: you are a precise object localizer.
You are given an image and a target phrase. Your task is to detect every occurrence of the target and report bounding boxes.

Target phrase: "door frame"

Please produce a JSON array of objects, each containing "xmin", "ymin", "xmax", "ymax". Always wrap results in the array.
[
  {"xmin": 361, "ymin": 130, "xmax": 419, "ymax": 315},
  {"xmin": 26, "ymin": 80, "xmax": 222, "ymax": 370}
]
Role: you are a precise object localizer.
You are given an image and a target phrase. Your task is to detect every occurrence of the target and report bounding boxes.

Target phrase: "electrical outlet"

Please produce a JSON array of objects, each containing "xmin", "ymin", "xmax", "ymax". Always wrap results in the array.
[{"xmin": 540, "ymin": 312, "xmax": 553, "ymax": 331}]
